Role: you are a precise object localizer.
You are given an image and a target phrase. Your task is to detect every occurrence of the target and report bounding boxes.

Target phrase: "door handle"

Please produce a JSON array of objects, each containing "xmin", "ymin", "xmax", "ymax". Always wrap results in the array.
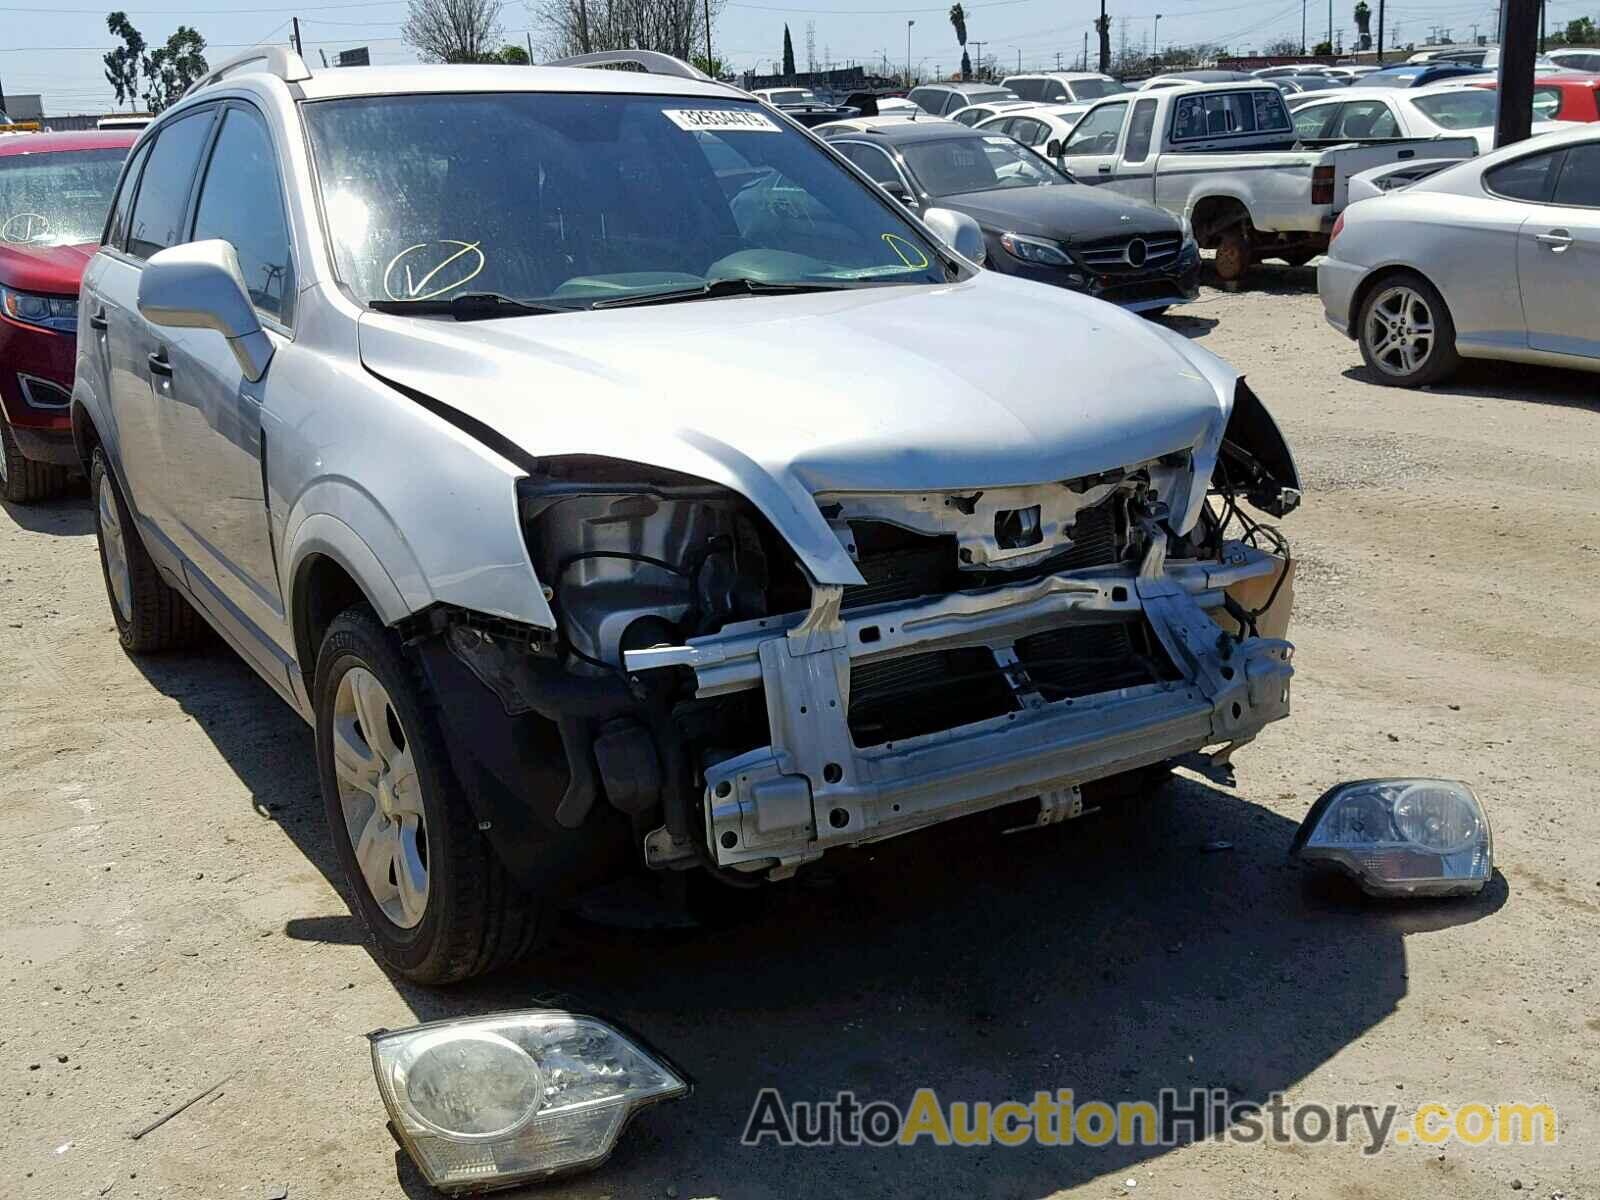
[
  {"xmin": 1097, "ymin": 164, "xmax": 1112, "ymax": 174},
  {"xmin": 89, "ymin": 309, "xmax": 108, "ymax": 331},
  {"xmin": 1536, "ymin": 229, "xmax": 1573, "ymax": 251},
  {"xmin": 147, "ymin": 349, "xmax": 173, "ymax": 377}
]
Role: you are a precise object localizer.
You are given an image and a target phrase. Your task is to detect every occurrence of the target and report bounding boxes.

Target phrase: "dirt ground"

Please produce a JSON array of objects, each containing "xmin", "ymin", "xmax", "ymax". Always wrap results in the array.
[{"xmin": 3, "ymin": 269, "xmax": 1598, "ymax": 1200}]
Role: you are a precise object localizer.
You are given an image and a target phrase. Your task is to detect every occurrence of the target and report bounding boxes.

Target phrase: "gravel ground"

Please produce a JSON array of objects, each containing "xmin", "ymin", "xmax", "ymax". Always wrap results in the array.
[{"xmin": 3, "ymin": 269, "xmax": 1597, "ymax": 1200}]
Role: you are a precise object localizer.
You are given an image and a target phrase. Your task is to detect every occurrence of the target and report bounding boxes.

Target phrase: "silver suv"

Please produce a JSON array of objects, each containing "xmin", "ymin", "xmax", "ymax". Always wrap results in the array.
[{"xmin": 75, "ymin": 49, "xmax": 1303, "ymax": 983}]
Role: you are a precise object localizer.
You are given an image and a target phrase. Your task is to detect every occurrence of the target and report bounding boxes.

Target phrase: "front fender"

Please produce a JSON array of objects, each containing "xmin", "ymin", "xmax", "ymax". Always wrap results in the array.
[{"xmin": 283, "ymin": 508, "xmax": 413, "ymax": 629}]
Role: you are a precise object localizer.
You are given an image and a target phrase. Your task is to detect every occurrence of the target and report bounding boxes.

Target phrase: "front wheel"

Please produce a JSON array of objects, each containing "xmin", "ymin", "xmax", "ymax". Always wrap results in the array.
[
  {"xmin": 1357, "ymin": 272, "xmax": 1460, "ymax": 388},
  {"xmin": 1213, "ymin": 228, "xmax": 1252, "ymax": 283},
  {"xmin": 314, "ymin": 605, "xmax": 548, "ymax": 983}
]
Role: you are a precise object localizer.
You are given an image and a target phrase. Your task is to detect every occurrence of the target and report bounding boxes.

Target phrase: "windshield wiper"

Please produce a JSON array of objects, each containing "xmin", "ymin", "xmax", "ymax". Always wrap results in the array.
[
  {"xmin": 367, "ymin": 292, "xmax": 574, "ymax": 320},
  {"xmin": 590, "ymin": 276, "xmax": 862, "ymax": 310}
]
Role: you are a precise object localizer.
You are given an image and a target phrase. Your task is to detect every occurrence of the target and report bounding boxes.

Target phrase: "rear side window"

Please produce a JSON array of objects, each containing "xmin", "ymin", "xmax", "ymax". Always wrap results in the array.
[
  {"xmin": 1532, "ymin": 86, "xmax": 1563, "ymax": 121},
  {"xmin": 1010, "ymin": 79, "xmax": 1044, "ymax": 101},
  {"xmin": 1124, "ymin": 98, "xmax": 1158, "ymax": 163},
  {"xmin": 1553, "ymin": 143, "xmax": 1599, "ymax": 207},
  {"xmin": 191, "ymin": 106, "xmax": 296, "ymax": 324},
  {"xmin": 1484, "ymin": 150, "xmax": 1562, "ymax": 202},
  {"xmin": 1330, "ymin": 100, "xmax": 1399, "ymax": 139},
  {"xmin": 1045, "ymin": 81, "xmax": 1069, "ymax": 101},
  {"xmin": 127, "ymin": 109, "xmax": 214, "ymax": 260},
  {"xmin": 103, "ymin": 139, "xmax": 151, "ymax": 249},
  {"xmin": 836, "ymin": 142, "xmax": 902, "ymax": 187},
  {"xmin": 907, "ymin": 88, "xmax": 940, "ymax": 114},
  {"xmin": 1172, "ymin": 89, "xmax": 1292, "ymax": 142},
  {"xmin": 1293, "ymin": 103, "xmax": 1337, "ymax": 138}
]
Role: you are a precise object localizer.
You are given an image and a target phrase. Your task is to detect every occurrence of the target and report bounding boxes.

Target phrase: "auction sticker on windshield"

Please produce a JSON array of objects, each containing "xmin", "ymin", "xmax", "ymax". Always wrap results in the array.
[{"xmin": 664, "ymin": 109, "xmax": 782, "ymax": 132}]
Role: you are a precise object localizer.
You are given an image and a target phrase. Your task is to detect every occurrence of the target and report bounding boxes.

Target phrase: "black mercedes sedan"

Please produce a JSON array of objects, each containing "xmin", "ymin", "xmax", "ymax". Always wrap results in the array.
[{"xmin": 823, "ymin": 121, "xmax": 1199, "ymax": 314}]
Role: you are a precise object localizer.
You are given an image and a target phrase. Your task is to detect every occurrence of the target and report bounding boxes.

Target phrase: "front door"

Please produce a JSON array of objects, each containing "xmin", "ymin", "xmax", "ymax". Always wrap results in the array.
[
  {"xmin": 1518, "ymin": 142, "xmax": 1600, "ymax": 360},
  {"xmin": 155, "ymin": 102, "xmax": 295, "ymax": 649},
  {"xmin": 1056, "ymin": 99, "xmax": 1128, "ymax": 185}
]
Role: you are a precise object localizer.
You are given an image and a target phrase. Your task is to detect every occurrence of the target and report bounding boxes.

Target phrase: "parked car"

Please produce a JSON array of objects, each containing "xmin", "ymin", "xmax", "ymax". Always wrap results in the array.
[
  {"xmin": 78, "ymin": 49, "xmax": 1302, "ymax": 982},
  {"xmin": 974, "ymin": 103, "xmax": 1090, "ymax": 152},
  {"xmin": 1288, "ymin": 82, "xmax": 1565, "ymax": 154},
  {"xmin": 1137, "ymin": 70, "xmax": 1259, "ymax": 90},
  {"xmin": 1324, "ymin": 65, "xmax": 1382, "ymax": 82},
  {"xmin": 1359, "ymin": 63, "xmax": 1490, "ymax": 88},
  {"xmin": 1547, "ymin": 46, "xmax": 1600, "ymax": 73},
  {"xmin": 823, "ymin": 121, "xmax": 1200, "ymax": 313},
  {"xmin": 907, "ymin": 81, "xmax": 1020, "ymax": 116},
  {"xmin": 1, "ymin": 129, "xmax": 136, "ymax": 500},
  {"xmin": 1045, "ymin": 81, "xmax": 1477, "ymax": 278},
  {"xmin": 1270, "ymin": 74, "xmax": 1350, "ymax": 96},
  {"xmin": 1001, "ymin": 72, "xmax": 1129, "ymax": 103},
  {"xmin": 96, "ymin": 115, "xmax": 153, "ymax": 131},
  {"xmin": 1319, "ymin": 123, "xmax": 1600, "ymax": 385},
  {"xmin": 812, "ymin": 113, "xmax": 925, "ymax": 135},
  {"xmin": 751, "ymin": 87, "xmax": 858, "ymax": 127},
  {"xmin": 948, "ymin": 99, "xmax": 1037, "ymax": 126},
  {"xmin": 1471, "ymin": 73, "xmax": 1600, "ymax": 124}
]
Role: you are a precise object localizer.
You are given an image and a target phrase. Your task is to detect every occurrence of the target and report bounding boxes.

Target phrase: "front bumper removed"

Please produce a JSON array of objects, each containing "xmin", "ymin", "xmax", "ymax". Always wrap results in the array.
[{"xmin": 625, "ymin": 539, "xmax": 1293, "ymax": 877}]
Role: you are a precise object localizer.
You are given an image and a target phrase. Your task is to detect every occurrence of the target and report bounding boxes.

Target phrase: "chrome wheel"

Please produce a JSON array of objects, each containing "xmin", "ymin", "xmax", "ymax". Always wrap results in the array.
[
  {"xmin": 333, "ymin": 666, "xmax": 429, "ymax": 929},
  {"xmin": 97, "ymin": 474, "xmax": 132, "ymax": 622},
  {"xmin": 1365, "ymin": 285, "xmax": 1436, "ymax": 377}
]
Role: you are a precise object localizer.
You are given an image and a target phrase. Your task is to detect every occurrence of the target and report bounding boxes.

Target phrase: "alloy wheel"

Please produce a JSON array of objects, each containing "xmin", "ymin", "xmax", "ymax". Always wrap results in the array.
[
  {"xmin": 1366, "ymin": 285, "xmax": 1436, "ymax": 377},
  {"xmin": 332, "ymin": 666, "xmax": 430, "ymax": 929},
  {"xmin": 97, "ymin": 475, "xmax": 133, "ymax": 622}
]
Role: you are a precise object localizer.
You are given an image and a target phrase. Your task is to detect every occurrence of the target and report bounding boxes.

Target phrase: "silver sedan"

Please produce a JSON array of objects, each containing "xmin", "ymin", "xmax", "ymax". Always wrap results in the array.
[{"xmin": 1319, "ymin": 123, "xmax": 1600, "ymax": 387}]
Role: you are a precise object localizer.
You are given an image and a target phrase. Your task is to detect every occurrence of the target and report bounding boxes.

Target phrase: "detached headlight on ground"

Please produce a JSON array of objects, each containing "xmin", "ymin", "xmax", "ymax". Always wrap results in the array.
[
  {"xmin": 370, "ymin": 1012, "xmax": 689, "ymax": 1192},
  {"xmin": 1291, "ymin": 779, "xmax": 1493, "ymax": 897}
]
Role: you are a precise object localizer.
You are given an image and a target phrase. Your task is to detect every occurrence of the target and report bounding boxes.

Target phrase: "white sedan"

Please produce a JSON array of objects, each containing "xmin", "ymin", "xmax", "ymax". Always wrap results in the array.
[
  {"xmin": 1288, "ymin": 83, "xmax": 1565, "ymax": 155},
  {"xmin": 974, "ymin": 104, "xmax": 1090, "ymax": 155},
  {"xmin": 1319, "ymin": 123, "xmax": 1600, "ymax": 386}
]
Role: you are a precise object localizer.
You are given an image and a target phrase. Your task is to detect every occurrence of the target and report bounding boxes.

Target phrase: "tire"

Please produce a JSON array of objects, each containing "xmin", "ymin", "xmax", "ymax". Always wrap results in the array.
[
  {"xmin": 1357, "ymin": 270, "xmax": 1461, "ymax": 388},
  {"xmin": 1213, "ymin": 228, "xmax": 1252, "ymax": 283},
  {"xmin": 314, "ymin": 605, "xmax": 548, "ymax": 984},
  {"xmin": 91, "ymin": 449, "xmax": 202, "ymax": 653},
  {"xmin": 0, "ymin": 414, "xmax": 69, "ymax": 504}
]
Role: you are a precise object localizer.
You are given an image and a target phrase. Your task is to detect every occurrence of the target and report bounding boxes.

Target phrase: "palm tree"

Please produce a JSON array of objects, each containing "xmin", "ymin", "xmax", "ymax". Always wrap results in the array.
[{"xmin": 949, "ymin": 4, "xmax": 968, "ymax": 79}]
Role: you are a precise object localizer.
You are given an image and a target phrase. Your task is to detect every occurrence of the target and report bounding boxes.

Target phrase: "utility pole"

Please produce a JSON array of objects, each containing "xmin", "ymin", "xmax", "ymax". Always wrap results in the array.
[
  {"xmin": 1082, "ymin": 31, "xmax": 1088, "ymax": 70},
  {"xmin": 1016, "ymin": 47, "xmax": 1021, "ymax": 71},
  {"xmin": 1377, "ymin": 0, "xmax": 1385, "ymax": 61},
  {"xmin": 292, "ymin": 16, "xmax": 303, "ymax": 55},
  {"xmin": 1153, "ymin": 13, "xmax": 1161, "ymax": 58},
  {"xmin": 1098, "ymin": 0, "xmax": 1109, "ymax": 72},
  {"xmin": 578, "ymin": 0, "xmax": 591, "ymax": 53},
  {"xmin": 1301, "ymin": 0, "xmax": 1307, "ymax": 52},
  {"xmin": 1055, "ymin": 51, "xmax": 1062, "ymax": 69},
  {"xmin": 971, "ymin": 41, "xmax": 984, "ymax": 77},
  {"xmin": 906, "ymin": 19, "xmax": 915, "ymax": 86},
  {"xmin": 1496, "ymin": 0, "xmax": 1537, "ymax": 146},
  {"xmin": 1327, "ymin": 0, "xmax": 1333, "ymax": 53},
  {"xmin": 1538, "ymin": 0, "xmax": 1545, "ymax": 50},
  {"xmin": 704, "ymin": 0, "xmax": 712, "ymax": 73}
]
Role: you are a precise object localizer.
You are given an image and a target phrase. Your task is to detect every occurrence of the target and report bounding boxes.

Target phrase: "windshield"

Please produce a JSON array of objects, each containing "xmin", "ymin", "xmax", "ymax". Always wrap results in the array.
[
  {"xmin": 1411, "ymin": 90, "xmax": 1498, "ymax": 129},
  {"xmin": 303, "ymin": 93, "xmax": 947, "ymax": 309},
  {"xmin": 0, "ymin": 147, "xmax": 128, "ymax": 248},
  {"xmin": 1071, "ymin": 79, "xmax": 1127, "ymax": 99},
  {"xmin": 968, "ymin": 88, "xmax": 1020, "ymax": 105},
  {"xmin": 900, "ymin": 134, "xmax": 1068, "ymax": 197},
  {"xmin": 767, "ymin": 90, "xmax": 816, "ymax": 105}
]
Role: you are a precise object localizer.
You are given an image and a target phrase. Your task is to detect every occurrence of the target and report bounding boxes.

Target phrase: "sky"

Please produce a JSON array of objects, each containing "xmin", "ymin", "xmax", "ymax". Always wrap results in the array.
[{"xmin": 1, "ymin": 0, "xmax": 1594, "ymax": 115}]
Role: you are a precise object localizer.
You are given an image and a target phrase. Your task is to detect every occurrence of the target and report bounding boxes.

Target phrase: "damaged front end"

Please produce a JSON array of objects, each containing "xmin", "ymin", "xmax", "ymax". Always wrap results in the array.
[{"xmin": 420, "ymin": 382, "xmax": 1302, "ymax": 891}]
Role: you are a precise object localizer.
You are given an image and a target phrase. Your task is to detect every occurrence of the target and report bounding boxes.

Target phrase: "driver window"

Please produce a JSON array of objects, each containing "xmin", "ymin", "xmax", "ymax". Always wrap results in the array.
[
  {"xmin": 191, "ymin": 107, "xmax": 295, "ymax": 325},
  {"xmin": 1062, "ymin": 102, "xmax": 1127, "ymax": 155},
  {"xmin": 127, "ymin": 109, "xmax": 214, "ymax": 260}
]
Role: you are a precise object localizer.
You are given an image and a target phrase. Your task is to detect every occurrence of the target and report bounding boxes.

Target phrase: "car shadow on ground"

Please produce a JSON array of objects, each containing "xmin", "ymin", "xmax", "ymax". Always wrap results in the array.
[
  {"xmin": 1203, "ymin": 261, "xmax": 1320, "ymax": 296},
  {"xmin": 1341, "ymin": 362, "xmax": 1600, "ymax": 412},
  {"xmin": 131, "ymin": 645, "xmax": 1506, "ymax": 1199},
  {"xmin": 1158, "ymin": 313, "xmax": 1219, "ymax": 340},
  {"xmin": 0, "ymin": 490, "xmax": 95, "ymax": 538}
]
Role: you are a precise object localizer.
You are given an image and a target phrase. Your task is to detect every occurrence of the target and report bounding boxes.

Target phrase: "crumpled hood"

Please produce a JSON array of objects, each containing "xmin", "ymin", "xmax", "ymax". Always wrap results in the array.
[
  {"xmin": 357, "ymin": 272, "xmax": 1236, "ymax": 585},
  {"xmin": 0, "ymin": 241, "xmax": 94, "ymax": 295}
]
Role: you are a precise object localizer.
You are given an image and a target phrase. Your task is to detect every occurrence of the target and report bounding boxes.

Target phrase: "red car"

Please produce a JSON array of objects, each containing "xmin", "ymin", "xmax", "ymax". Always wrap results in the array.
[
  {"xmin": 1, "ymin": 130, "xmax": 137, "ymax": 502},
  {"xmin": 1472, "ymin": 73, "xmax": 1600, "ymax": 124}
]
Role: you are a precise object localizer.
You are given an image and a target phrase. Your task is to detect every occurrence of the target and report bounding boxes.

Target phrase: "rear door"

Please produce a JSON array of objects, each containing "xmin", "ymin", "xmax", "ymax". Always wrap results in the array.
[
  {"xmin": 1110, "ymin": 97, "xmax": 1160, "ymax": 202},
  {"xmin": 156, "ymin": 100, "xmax": 296, "ymax": 647},
  {"xmin": 1518, "ymin": 142, "xmax": 1600, "ymax": 360},
  {"xmin": 96, "ymin": 106, "xmax": 215, "ymax": 541},
  {"xmin": 1056, "ymin": 99, "xmax": 1129, "ymax": 184}
]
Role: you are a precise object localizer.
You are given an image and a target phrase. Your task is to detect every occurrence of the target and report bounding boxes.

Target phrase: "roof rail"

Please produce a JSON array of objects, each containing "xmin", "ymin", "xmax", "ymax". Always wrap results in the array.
[
  {"xmin": 544, "ymin": 50, "xmax": 712, "ymax": 82},
  {"xmin": 182, "ymin": 45, "xmax": 313, "ymax": 99}
]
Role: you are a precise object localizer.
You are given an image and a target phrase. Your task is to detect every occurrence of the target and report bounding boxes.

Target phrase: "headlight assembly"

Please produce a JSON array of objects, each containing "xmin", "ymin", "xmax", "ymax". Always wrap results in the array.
[
  {"xmin": 0, "ymin": 284, "xmax": 77, "ymax": 333},
  {"xmin": 1291, "ymin": 778, "xmax": 1493, "ymax": 897},
  {"xmin": 370, "ymin": 1011, "xmax": 689, "ymax": 1192},
  {"xmin": 999, "ymin": 231, "xmax": 1073, "ymax": 267}
]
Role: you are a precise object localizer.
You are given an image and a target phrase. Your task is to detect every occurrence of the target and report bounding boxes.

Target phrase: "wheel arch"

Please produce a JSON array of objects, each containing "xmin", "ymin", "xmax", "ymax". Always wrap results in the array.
[
  {"xmin": 286, "ymin": 513, "xmax": 413, "ymax": 694},
  {"xmin": 1347, "ymin": 262, "xmax": 1450, "ymax": 341},
  {"xmin": 1189, "ymin": 193, "xmax": 1253, "ymax": 247}
]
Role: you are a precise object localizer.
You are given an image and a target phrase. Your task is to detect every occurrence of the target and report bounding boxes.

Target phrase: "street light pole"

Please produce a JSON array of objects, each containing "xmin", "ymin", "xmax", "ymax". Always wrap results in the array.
[
  {"xmin": 906, "ymin": 19, "xmax": 915, "ymax": 86},
  {"xmin": 1153, "ymin": 13, "xmax": 1162, "ymax": 58}
]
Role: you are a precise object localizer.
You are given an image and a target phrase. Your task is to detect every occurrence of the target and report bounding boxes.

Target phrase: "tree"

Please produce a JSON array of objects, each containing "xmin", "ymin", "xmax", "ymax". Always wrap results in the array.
[
  {"xmin": 1262, "ymin": 37, "xmax": 1302, "ymax": 56},
  {"xmin": 402, "ymin": 0, "xmax": 505, "ymax": 63},
  {"xmin": 949, "ymin": 4, "xmax": 967, "ymax": 78},
  {"xmin": 1095, "ymin": 12, "xmax": 1111, "ymax": 72},
  {"xmin": 532, "ymin": 0, "xmax": 722, "ymax": 63},
  {"xmin": 103, "ymin": 12, "xmax": 146, "ymax": 112},
  {"xmin": 1566, "ymin": 16, "xmax": 1596, "ymax": 44},
  {"xmin": 496, "ymin": 43, "xmax": 529, "ymax": 62},
  {"xmin": 141, "ymin": 26, "xmax": 208, "ymax": 113},
  {"xmin": 1312, "ymin": 39, "xmax": 1332, "ymax": 55},
  {"xmin": 782, "ymin": 23, "xmax": 795, "ymax": 75}
]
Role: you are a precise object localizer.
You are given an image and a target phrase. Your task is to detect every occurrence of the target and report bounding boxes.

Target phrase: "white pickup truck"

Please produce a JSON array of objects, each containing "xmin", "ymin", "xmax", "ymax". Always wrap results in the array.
[{"xmin": 1044, "ymin": 81, "xmax": 1477, "ymax": 280}]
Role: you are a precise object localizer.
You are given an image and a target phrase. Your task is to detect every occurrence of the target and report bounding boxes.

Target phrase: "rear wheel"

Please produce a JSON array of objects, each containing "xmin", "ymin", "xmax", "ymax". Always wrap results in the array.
[
  {"xmin": 314, "ymin": 605, "xmax": 548, "ymax": 983},
  {"xmin": 0, "ymin": 415, "xmax": 68, "ymax": 504},
  {"xmin": 91, "ymin": 449, "xmax": 201, "ymax": 652},
  {"xmin": 1357, "ymin": 271, "xmax": 1460, "ymax": 388}
]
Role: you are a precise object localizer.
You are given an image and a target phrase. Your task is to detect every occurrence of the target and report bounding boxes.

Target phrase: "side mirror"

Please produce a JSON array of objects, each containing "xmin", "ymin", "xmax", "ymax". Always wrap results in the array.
[
  {"xmin": 921, "ymin": 207, "xmax": 987, "ymax": 266},
  {"xmin": 138, "ymin": 240, "xmax": 274, "ymax": 382},
  {"xmin": 1046, "ymin": 138, "xmax": 1064, "ymax": 158},
  {"xmin": 880, "ymin": 180, "xmax": 916, "ymax": 206}
]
